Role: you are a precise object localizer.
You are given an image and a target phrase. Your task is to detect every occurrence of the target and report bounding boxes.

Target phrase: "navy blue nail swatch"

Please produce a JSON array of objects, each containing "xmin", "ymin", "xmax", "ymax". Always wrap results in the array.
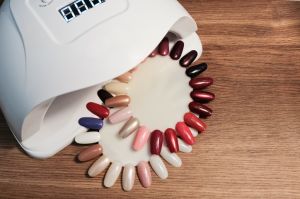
[{"xmin": 79, "ymin": 117, "xmax": 103, "ymax": 130}]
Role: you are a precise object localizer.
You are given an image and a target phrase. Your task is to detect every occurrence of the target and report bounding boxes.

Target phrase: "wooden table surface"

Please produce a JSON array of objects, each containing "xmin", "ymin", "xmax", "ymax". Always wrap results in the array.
[{"xmin": 0, "ymin": 0, "xmax": 300, "ymax": 198}]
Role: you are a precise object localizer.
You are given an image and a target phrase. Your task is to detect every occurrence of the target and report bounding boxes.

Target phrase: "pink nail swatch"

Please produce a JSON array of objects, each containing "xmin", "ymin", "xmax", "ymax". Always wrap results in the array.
[
  {"xmin": 108, "ymin": 107, "xmax": 133, "ymax": 124},
  {"xmin": 132, "ymin": 126, "xmax": 150, "ymax": 151},
  {"xmin": 137, "ymin": 161, "xmax": 152, "ymax": 188}
]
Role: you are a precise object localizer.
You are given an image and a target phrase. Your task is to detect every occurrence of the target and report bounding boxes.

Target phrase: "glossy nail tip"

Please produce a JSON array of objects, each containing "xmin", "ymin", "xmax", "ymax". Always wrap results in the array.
[
  {"xmin": 104, "ymin": 162, "xmax": 122, "ymax": 188},
  {"xmin": 78, "ymin": 117, "xmax": 103, "ymax": 130},
  {"xmin": 75, "ymin": 132, "xmax": 101, "ymax": 144},
  {"xmin": 189, "ymin": 77, "xmax": 214, "ymax": 89},
  {"xmin": 189, "ymin": 102, "xmax": 213, "ymax": 118},
  {"xmin": 150, "ymin": 130, "xmax": 164, "ymax": 155},
  {"xmin": 175, "ymin": 122, "xmax": 196, "ymax": 145},
  {"xmin": 88, "ymin": 155, "xmax": 110, "ymax": 177},
  {"xmin": 190, "ymin": 90, "xmax": 215, "ymax": 103},
  {"xmin": 186, "ymin": 63, "xmax": 208, "ymax": 78},
  {"xmin": 149, "ymin": 48, "xmax": 158, "ymax": 57},
  {"xmin": 86, "ymin": 102, "xmax": 110, "ymax": 118},
  {"xmin": 119, "ymin": 117, "xmax": 139, "ymax": 139},
  {"xmin": 178, "ymin": 138, "xmax": 193, "ymax": 153},
  {"xmin": 105, "ymin": 95, "xmax": 131, "ymax": 108},
  {"xmin": 137, "ymin": 161, "xmax": 152, "ymax": 188},
  {"xmin": 170, "ymin": 40, "xmax": 184, "ymax": 60},
  {"xmin": 158, "ymin": 37, "xmax": 169, "ymax": 56},
  {"xmin": 190, "ymin": 128, "xmax": 199, "ymax": 137},
  {"xmin": 180, "ymin": 50, "xmax": 198, "ymax": 67},
  {"xmin": 116, "ymin": 72, "xmax": 133, "ymax": 83},
  {"xmin": 122, "ymin": 164, "xmax": 136, "ymax": 192},
  {"xmin": 133, "ymin": 126, "xmax": 150, "ymax": 151},
  {"xmin": 161, "ymin": 147, "xmax": 182, "ymax": 167},
  {"xmin": 149, "ymin": 155, "xmax": 168, "ymax": 180},
  {"xmin": 108, "ymin": 107, "xmax": 133, "ymax": 124},
  {"xmin": 165, "ymin": 128, "xmax": 179, "ymax": 153},
  {"xmin": 77, "ymin": 144, "xmax": 103, "ymax": 162},
  {"xmin": 105, "ymin": 82, "xmax": 130, "ymax": 95},
  {"xmin": 184, "ymin": 112, "xmax": 207, "ymax": 132},
  {"xmin": 97, "ymin": 89, "xmax": 113, "ymax": 104}
]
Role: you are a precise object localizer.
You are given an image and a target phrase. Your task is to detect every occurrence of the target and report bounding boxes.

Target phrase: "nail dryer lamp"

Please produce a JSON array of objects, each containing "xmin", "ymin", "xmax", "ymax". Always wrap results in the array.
[{"xmin": 0, "ymin": 0, "xmax": 202, "ymax": 159}]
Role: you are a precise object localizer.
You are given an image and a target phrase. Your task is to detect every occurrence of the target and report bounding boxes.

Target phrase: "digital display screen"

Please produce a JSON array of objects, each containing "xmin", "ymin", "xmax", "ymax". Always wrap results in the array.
[{"xmin": 59, "ymin": 0, "xmax": 106, "ymax": 22}]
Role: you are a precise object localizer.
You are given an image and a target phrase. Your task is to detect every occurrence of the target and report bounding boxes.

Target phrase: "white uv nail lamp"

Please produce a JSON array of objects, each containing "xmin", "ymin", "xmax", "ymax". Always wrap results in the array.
[{"xmin": 0, "ymin": 0, "xmax": 202, "ymax": 159}]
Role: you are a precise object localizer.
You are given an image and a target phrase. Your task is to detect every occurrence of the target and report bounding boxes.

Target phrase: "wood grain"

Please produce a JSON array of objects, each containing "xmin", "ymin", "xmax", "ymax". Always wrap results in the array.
[{"xmin": 0, "ymin": 0, "xmax": 300, "ymax": 198}]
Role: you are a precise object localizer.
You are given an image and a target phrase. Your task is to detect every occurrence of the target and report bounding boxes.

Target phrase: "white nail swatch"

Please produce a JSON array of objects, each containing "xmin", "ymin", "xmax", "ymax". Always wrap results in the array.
[
  {"xmin": 160, "ymin": 147, "xmax": 182, "ymax": 167},
  {"xmin": 122, "ymin": 164, "xmax": 135, "ymax": 191},
  {"xmin": 104, "ymin": 162, "xmax": 122, "ymax": 188},
  {"xmin": 190, "ymin": 128, "xmax": 198, "ymax": 137},
  {"xmin": 178, "ymin": 138, "xmax": 193, "ymax": 153},
  {"xmin": 75, "ymin": 132, "xmax": 101, "ymax": 144},
  {"xmin": 149, "ymin": 155, "xmax": 168, "ymax": 180}
]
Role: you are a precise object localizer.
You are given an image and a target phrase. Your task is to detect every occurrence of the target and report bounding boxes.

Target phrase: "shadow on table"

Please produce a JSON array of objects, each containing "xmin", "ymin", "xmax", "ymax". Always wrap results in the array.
[{"xmin": 0, "ymin": 111, "xmax": 19, "ymax": 150}]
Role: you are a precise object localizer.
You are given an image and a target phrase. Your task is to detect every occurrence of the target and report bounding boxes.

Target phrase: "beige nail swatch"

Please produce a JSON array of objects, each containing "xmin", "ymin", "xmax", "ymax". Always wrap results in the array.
[
  {"xmin": 122, "ymin": 164, "xmax": 136, "ymax": 191},
  {"xmin": 88, "ymin": 155, "xmax": 110, "ymax": 177},
  {"xmin": 119, "ymin": 117, "xmax": 139, "ymax": 138},
  {"xmin": 105, "ymin": 95, "xmax": 130, "ymax": 108},
  {"xmin": 105, "ymin": 82, "xmax": 129, "ymax": 95},
  {"xmin": 116, "ymin": 72, "xmax": 133, "ymax": 83}
]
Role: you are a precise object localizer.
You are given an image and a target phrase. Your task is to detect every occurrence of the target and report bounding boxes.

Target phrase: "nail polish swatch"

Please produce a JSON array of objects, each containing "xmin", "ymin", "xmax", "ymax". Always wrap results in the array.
[
  {"xmin": 186, "ymin": 63, "xmax": 208, "ymax": 78},
  {"xmin": 104, "ymin": 162, "xmax": 122, "ymax": 188},
  {"xmin": 75, "ymin": 132, "xmax": 101, "ymax": 144},
  {"xmin": 158, "ymin": 37, "xmax": 169, "ymax": 56},
  {"xmin": 179, "ymin": 50, "xmax": 198, "ymax": 67},
  {"xmin": 108, "ymin": 107, "xmax": 133, "ymax": 124},
  {"xmin": 170, "ymin": 40, "xmax": 184, "ymax": 60},
  {"xmin": 189, "ymin": 77, "xmax": 214, "ymax": 89},
  {"xmin": 97, "ymin": 89, "xmax": 113, "ymax": 104},
  {"xmin": 160, "ymin": 147, "xmax": 182, "ymax": 167},
  {"xmin": 150, "ymin": 130, "xmax": 164, "ymax": 155},
  {"xmin": 149, "ymin": 155, "xmax": 168, "ymax": 180},
  {"xmin": 190, "ymin": 90, "xmax": 215, "ymax": 103},
  {"xmin": 184, "ymin": 112, "xmax": 207, "ymax": 132},
  {"xmin": 116, "ymin": 72, "xmax": 133, "ymax": 83},
  {"xmin": 137, "ymin": 161, "xmax": 152, "ymax": 188},
  {"xmin": 175, "ymin": 122, "xmax": 196, "ymax": 145},
  {"xmin": 133, "ymin": 126, "xmax": 150, "ymax": 151},
  {"xmin": 77, "ymin": 144, "xmax": 103, "ymax": 162},
  {"xmin": 178, "ymin": 138, "xmax": 193, "ymax": 153},
  {"xmin": 86, "ymin": 102, "xmax": 110, "ymax": 118},
  {"xmin": 149, "ymin": 48, "xmax": 158, "ymax": 57},
  {"xmin": 189, "ymin": 101, "xmax": 213, "ymax": 118},
  {"xmin": 119, "ymin": 117, "xmax": 139, "ymax": 138},
  {"xmin": 122, "ymin": 164, "xmax": 136, "ymax": 191},
  {"xmin": 88, "ymin": 155, "xmax": 110, "ymax": 177},
  {"xmin": 105, "ymin": 95, "xmax": 131, "ymax": 108},
  {"xmin": 105, "ymin": 82, "xmax": 130, "ymax": 95},
  {"xmin": 78, "ymin": 117, "xmax": 103, "ymax": 130},
  {"xmin": 164, "ymin": 128, "xmax": 179, "ymax": 153}
]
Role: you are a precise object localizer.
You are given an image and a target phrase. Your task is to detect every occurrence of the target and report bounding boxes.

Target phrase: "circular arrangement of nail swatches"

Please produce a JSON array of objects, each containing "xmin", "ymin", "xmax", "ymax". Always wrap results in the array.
[{"xmin": 74, "ymin": 37, "xmax": 215, "ymax": 191}]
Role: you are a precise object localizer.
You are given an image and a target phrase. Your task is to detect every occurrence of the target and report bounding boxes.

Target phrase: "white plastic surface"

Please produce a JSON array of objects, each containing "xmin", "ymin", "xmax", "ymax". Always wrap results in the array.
[
  {"xmin": 21, "ymin": 32, "xmax": 201, "ymax": 159},
  {"xmin": 0, "ymin": 0, "xmax": 201, "ymax": 158},
  {"xmin": 27, "ymin": 0, "xmax": 129, "ymax": 43}
]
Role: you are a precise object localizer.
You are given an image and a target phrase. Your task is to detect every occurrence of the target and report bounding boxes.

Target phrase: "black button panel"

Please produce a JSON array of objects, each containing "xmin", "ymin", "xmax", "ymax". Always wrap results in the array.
[{"xmin": 59, "ymin": 0, "xmax": 106, "ymax": 22}]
